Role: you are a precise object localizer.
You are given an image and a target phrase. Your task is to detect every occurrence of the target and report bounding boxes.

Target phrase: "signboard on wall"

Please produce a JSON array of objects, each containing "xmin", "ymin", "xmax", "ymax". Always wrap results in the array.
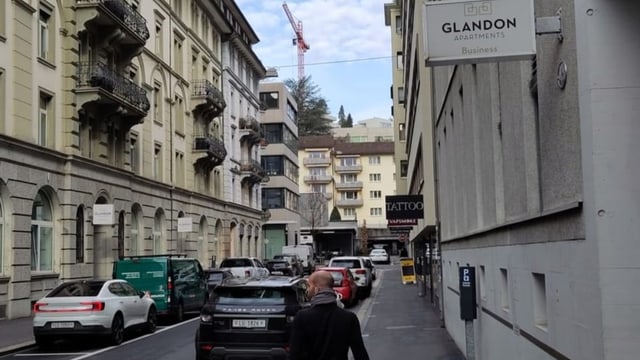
[
  {"xmin": 385, "ymin": 195, "xmax": 424, "ymax": 220},
  {"xmin": 177, "ymin": 217, "xmax": 193, "ymax": 233},
  {"xmin": 92, "ymin": 204, "xmax": 114, "ymax": 225},
  {"xmin": 423, "ymin": 0, "xmax": 536, "ymax": 66}
]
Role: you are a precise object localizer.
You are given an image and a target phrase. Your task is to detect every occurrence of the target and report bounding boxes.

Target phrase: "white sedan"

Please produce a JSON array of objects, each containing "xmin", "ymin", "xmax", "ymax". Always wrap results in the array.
[
  {"xmin": 369, "ymin": 249, "xmax": 391, "ymax": 264},
  {"xmin": 33, "ymin": 279, "xmax": 157, "ymax": 347}
]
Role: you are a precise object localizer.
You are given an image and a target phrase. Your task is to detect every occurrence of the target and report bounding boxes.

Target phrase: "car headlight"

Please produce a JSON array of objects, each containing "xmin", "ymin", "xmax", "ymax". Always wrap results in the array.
[{"xmin": 200, "ymin": 313, "xmax": 213, "ymax": 323}]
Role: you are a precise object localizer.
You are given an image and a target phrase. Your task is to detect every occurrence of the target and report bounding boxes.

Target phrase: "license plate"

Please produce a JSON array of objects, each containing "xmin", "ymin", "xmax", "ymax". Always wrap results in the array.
[
  {"xmin": 232, "ymin": 319, "xmax": 266, "ymax": 328},
  {"xmin": 271, "ymin": 271, "xmax": 284, "ymax": 275},
  {"xmin": 50, "ymin": 322, "xmax": 75, "ymax": 329}
]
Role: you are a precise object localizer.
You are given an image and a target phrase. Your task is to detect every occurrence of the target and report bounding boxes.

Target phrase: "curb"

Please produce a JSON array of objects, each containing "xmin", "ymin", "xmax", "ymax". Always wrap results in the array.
[{"xmin": 0, "ymin": 340, "xmax": 36, "ymax": 356}]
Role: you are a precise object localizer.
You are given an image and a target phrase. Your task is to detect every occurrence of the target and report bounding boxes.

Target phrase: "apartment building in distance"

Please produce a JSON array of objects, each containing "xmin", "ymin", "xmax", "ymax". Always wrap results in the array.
[
  {"xmin": 331, "ymin": 117, "xmax": 394, "ymax": 143},
  {"xmin": 388, "ymin": 0, "xmax": 640, "ymax": 359},
  {"xmin": 258, "ymin": 82, "xmax": 300, "ymax": 259},
  {"xmin": 0, "ymin": 0, "xmax": 266, "ymax": 320},
  {"xmin": 298, "ymin": 135, "xmax": 399, "ymax": 256}
]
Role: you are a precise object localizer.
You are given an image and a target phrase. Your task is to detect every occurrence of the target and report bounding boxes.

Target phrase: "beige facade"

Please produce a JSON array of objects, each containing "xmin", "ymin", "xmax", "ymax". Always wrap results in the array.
[
  {"xmin": 259, "ymin": 82, "xmax": 300, "ymax": 258},
  {"xmin": 331, "ymin": 117, "xmax": 394, "ymax": 143},
  {"xmin": 0, "ymin": 0, "xmax": 265, "ymax": 320}
]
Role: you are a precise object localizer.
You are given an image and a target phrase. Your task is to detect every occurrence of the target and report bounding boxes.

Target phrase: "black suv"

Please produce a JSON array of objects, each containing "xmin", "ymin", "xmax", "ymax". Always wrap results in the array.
[{"xmin": 195, "ymin": 276, "xmax": 309, "ymax": 360}]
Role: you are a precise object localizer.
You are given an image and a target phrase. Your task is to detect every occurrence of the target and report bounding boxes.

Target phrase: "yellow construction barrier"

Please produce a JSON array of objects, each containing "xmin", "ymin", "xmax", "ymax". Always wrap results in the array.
[{"xmin": 400, "ymin": 257, "xmax": 416, "ymax": 284}]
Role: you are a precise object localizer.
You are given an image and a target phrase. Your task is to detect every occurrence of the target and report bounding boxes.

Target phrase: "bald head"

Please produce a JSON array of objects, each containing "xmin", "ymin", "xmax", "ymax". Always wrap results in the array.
[{"xmin": 308, "ymin": 270, "xmax": 334, "ymax": 290}]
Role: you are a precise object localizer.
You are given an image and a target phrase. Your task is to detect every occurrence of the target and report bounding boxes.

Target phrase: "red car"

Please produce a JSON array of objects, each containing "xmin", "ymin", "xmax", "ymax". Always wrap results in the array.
[{"xmin": 317, "ymin": 267, "xmax": 359, "ymax": 307}]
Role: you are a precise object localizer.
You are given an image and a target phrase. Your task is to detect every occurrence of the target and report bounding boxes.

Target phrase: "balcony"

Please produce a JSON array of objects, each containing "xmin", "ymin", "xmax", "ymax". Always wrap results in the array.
[
  {"xmin": 193, "ymin": 135, "xmax": 227, "ymax": 173},
  {"xmin": 303, "ymin": 157, "xmax": 331, "ymax": 166},
  {"xmin": 76, "ymin": 62, "xmax": 150, "ymax": 129},
  {"xmin": 335, "ymin": 181, "xmax": 363, "ymax": 190},
  {"xmin": 335, "ymin": 164, "xmax": 363, "ymax": 173},
  {"xmin": 239, "ymin": 116, "xmax": 263, "ymax": 145},
  {"xmin": 335, "ymin": 199, "xmax": 364, "ymax": 207},
  {"xmin": 76, "ymin": 0, "xmax": 149, "ymax": 62},
  {"xmin": 192, "ymin": 80, "xmax": 226, "ymax": 123},
  {"xmin": 240, "ymin": 160, "xmax": 268, "ymax": 185},
  {"xmin": 303, "ymin": 175, "xmax": 333, "ymax": 184}
]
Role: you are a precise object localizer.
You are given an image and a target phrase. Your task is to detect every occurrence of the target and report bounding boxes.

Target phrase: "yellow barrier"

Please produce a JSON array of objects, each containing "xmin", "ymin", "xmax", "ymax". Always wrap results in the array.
[{"xmin": 400, "ymin": 257, "xmax": 416, "ymax": 284}]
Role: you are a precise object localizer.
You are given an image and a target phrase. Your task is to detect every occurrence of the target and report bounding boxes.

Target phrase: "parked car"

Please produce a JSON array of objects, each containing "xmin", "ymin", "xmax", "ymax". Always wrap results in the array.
[
  {"xmin": 265, "ymin": 259, "xmax": 296, "ymax": 276},
  {"xmin": 33, "ymin": 279, "xmax": 157, "ymax": 347},
  {"xmin": 327, "ymin": 256, "xmax": 373, "ymax": 298},
  {"xmin": 195, "ymin": 276, "xmax": 309, "ymax": 360},
  {"xmin": 369, "ymin": 248, "xmax": 391, "ymax": 264},
  {"xmin": 112, "ymin": 255, "xmax": 207, "ymax": 322},
  {"xmin": 360, "ymin": 256, "xmax": 377, "ymax": 281},
  {"xmin": 273, "ymin": 253, "xmax": 303, "ymax": 275},
  {"xmin": 204, "ymin": 269, "xmax": 235, "ymax": 291},
  {"xmin": 317, "ymin": 267, "xmax": 359, "ymax": 307},
  {"xmin": 218, "ymin": 257, "xmax": 270, "ymax": 280}
]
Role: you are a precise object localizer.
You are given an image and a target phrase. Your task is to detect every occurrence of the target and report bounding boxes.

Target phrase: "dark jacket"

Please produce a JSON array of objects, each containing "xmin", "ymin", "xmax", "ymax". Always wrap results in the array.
[{"xmin": 289, "ymin": 302, "xmax": 370, "ymax": 360}]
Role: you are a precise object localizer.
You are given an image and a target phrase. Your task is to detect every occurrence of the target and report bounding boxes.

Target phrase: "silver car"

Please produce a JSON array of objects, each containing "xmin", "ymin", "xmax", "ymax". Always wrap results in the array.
[{"xmin": 33, "ymin": 279, "xmax": 157, "ymax": 347}]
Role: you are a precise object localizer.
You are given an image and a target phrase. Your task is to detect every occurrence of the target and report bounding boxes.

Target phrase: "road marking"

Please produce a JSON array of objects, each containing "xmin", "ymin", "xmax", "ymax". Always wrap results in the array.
[
  {"xmin": 385, "ymin": 325, "xmax": 417, "ymax": 330},
  {"xmin": 69, "ymin": 317, "xmax": 200, "ymax": 360},
  {"xmin": 17, "ymin": 353, "xmax": 89, "ymax": 357}
]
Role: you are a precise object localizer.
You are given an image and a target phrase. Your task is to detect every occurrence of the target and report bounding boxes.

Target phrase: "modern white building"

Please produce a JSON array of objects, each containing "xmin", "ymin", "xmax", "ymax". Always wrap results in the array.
[{"xmin": 388, "ymin": 0, "xmax": 640, "ymax": 359}]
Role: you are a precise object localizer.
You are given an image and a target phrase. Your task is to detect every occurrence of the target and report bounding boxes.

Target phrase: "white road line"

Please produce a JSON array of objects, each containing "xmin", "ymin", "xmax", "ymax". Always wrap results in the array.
[
  {"xmin": 17, "ymin": 353, "xmax": 89, "ymax": 357},
  {"xmin": 69, "ymin": 317, "xmax": 199, "ymax": 360},
  {"xmin": 385, "ymin": 325, "xmax": 416, "ymax": 330}
]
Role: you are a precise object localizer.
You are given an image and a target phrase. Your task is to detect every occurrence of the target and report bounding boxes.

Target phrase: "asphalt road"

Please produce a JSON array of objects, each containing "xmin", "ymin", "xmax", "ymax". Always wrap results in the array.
[{"xmin": 0, "ymin": 267, "xmax": 385, "ymax": 360}]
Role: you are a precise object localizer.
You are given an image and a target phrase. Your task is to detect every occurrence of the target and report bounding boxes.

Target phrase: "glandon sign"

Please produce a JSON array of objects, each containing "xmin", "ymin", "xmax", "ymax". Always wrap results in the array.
[
  {"xmin": 385, "ymin": 195, "xmax": 424, "ymax": 220},
  {"xmin": 423, "ymin": 0, "xmax": 535, "ymax": 66}
]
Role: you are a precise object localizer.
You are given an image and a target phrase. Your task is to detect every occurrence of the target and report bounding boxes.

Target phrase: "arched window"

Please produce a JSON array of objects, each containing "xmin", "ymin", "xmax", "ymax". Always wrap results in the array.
[
  {"xmin": 31, "ymin": 191, "xmax": 53, "ymax": 271},
  {"xmin": 130, "ymin": 205, "xmax": 141, "ymax": 256},
  {"xmin": 75, "ymin": 205, "xmax": 84, "ymax": 263},
  {"xmin": 153, "ymin": 209, "xmax": 165, "ymax": 254},
  {"xmin": 118, "ymin": 211, "xmax": 125, "ymax": 259}
]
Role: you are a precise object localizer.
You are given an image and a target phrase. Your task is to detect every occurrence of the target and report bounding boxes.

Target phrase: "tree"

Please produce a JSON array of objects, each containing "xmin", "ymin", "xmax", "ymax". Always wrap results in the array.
[
  {"xmin": 338, "ymin": 105, "xmax": 347, "ymax": 127},
  {"xmin": 345, "ymin": 113, "xmax": 353, "ymax": 128},
  {"xmin": 299, "ymin": 192, "xmax": 328, "ymax": 235},
  {"xmin": 285, "ymin": 76, "xmax": 333, "ymax": 136}
]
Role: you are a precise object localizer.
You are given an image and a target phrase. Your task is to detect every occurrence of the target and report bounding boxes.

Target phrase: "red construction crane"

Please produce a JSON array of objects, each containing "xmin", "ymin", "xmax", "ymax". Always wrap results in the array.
[{"xmin": 282, "ymin": 2, "xmax": 310, "ymax": 80}]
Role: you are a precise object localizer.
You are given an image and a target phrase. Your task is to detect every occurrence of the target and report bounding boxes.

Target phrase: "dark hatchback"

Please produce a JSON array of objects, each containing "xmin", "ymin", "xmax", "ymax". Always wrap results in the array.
[
  {"xmin": 265, "ymin": 260, "xmax": 295, "ymax": 276},
  {"xmin": 195, "ymin": 276, "xmax": 308, "ymax": 360}
]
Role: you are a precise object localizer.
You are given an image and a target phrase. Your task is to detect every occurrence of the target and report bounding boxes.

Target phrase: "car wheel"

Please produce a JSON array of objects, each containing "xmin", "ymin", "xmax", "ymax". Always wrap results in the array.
[
  {"xmin": 35, "ymin": 335, "xmax": 53, "ymax": 349},
  {"xmin": 110, "ymin": 313, "xmax": 124, "ymax": 345},
  {"xmin": 146, "ymin": 307, "xmax": 157, "ymax": 334},
  {"xmin": 175, "ymin": 302, "xmax": 185, "ymax": 323}
]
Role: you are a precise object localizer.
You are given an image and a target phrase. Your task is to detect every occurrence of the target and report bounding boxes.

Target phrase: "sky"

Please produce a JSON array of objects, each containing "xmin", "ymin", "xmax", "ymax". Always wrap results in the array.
[{"xmin": 235, "ymin": 0, "xmax": 393, "ymax": 123}]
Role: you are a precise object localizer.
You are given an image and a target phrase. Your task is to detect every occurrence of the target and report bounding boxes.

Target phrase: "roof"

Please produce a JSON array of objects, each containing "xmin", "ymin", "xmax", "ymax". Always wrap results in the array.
[{"xmin": 298, "ymin": 136, "xmax": 394, "ymax": 155}]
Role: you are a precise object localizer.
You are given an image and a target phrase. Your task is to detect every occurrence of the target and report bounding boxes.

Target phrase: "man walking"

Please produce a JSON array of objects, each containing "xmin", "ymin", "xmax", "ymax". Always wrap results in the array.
[{"xmin": 289, "ymin": 270, "xmax": 370, "ymax": 360}]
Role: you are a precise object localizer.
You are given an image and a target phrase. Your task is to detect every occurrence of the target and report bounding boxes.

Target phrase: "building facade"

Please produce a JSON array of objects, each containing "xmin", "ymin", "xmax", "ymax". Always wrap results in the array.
[
  {"xmin": 298, "ymin": 136, "xmax": 399, "ymax": 255},
  {"xmin": 392, "ymin": 0, "xmax": 640, "ymax": 359},
  {"xmin": 0, "ymin": 0, "xmax": 265, "ymax": 320},
  {"xmin": 258, "ymin": 82, "xmax": 300, "ymax": 259},
  {"xmin": 331, "ymin": 117, "xmax": 394, "ymax": 143},
  {"xmin": 219, "ymin": 0, "xmax": 268, "ymax": 260}
]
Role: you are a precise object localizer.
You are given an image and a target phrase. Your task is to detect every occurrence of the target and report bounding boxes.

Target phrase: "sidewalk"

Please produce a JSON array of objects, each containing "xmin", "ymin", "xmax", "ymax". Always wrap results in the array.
[
  {"xmin": 0, "ymin": 315, "xmax": 35, "ymax": 355},
  {"xmin": 361, "ymin": 267, "xmax": 465, "ymax": 360}
]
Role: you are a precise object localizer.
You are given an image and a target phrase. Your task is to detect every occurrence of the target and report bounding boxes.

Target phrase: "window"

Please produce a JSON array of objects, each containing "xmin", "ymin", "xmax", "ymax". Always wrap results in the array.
[
  {"xmin": 174, "ymin": 95, "xmax": 184, "ymax": 134},
  {"xmin": 533, "ymin": 273, "xmax": 547, "ymax": 328},
  {"xmin": 130, "ymin": 205, "xmax": 141, "ymax": 256},
  {"xmin": 341, "ymin": 174, "xmax": 357, "ymax": 183},
  {"xmin": 370, "ymin": 208, "xmax": 382, "ymax": 216},
  {"xmin": 308, "ymin": 151, "xmax": 326, "ymax": 159},
  {"xmin": 343, "ymin": 208, "xmax": 356, "ymax": 217},
  {"xmin": 31, "ymin": 191, "xmax": 53, "ymax": 272},
  {"xmin": 174, "ymin": 152, "xmax": 185, "ymax": 187},
  {"xmin": 340, "ymin": 157, "xmax": 358, "ymax": 166},
  {"xmin": 310, "ymin": 184, "xmax": 327, "ymax": 193},
  {"xmin": 395, "ymin": 15, "xmax": 402, "ymax": 34},
  {"xmin": 154, "ymin": 144, "xmax": 163, "ymax": 181},
  {"xmin": 130, "ymin": 132, "xmax": 140, "ymax": 174},
  {"xmin": 500, "ymin": 268, "xmax": 510, "ymax": 311},
  {"xmin": 75, "ymin": 206, "xmax": 84, "ymax": 263},
  {"xmin": 202, "ymin": 18, "xmax": 209, "ymax": 45},
  {"xmin": 262, "ymin": 188, "xmax": 284, "ymax": 209},
  {"xmin": 341, "ymin": 191, "xmax": 358, "ymax": 200},
  {"xmin": 259, "ymin": 91, "xmax": 279, "ymax": 110},
  {"xmin": 153, "ymin": 209, "xmax": 165, "ymax": 254},
  {"xmin": 400, "ymin": 160, "xmax": 408, "ymax": 178},
  {"xmin": 369, "ymin": 173, "xmax": 381, "ymax": 182},
  {"xmin": 38, "ymin": 92, "xmax": 52, "ymax": 147},
  {"xmin": 396, "ymin": 52, "xmax": 403, "ymax": 70},
  {"xmin": 370, "ymin": 190, "xmax": 381, "ymax": 199},
  {"xmin": 38, "ymin": 7, "xmax": 53, "ymax": 61},
  {"xmin": 398, "ymin": 87, "xmax": 405, "ymax": 104},
  {"xmin": 155, "ymin": 20, "xmax": 163, "ymax": 56},
  {"xmin": 369, "ymin": 156, "xmax": 381, "ymax": 165},
  {"xmin": 202, "ymin": 59, "xmax": 209, "ymax": 80},
  {"xmin": 191, "ymin": 51, "xmax": 199, "ymax": 82},
  {"xmin": 286, "ymin": 101, "xmax": 297, "ymax": 123},
  {"xmin": 173, "ymin": 0, "xmax": 182, "ymax": 17},
  {"xmin": 262, "ymin": 156, "xmax": 283, "ymax": 176},
  {"xmin": 153, "ymin": 83, "xmax": 162, "ymax": 123},
  {"xmin": 174, "ymin": 34, "xmax": 183, "ymax": 75},
  {"xmin": 399, "ymin": 123, "xmax": 406, "ymax": 141}
]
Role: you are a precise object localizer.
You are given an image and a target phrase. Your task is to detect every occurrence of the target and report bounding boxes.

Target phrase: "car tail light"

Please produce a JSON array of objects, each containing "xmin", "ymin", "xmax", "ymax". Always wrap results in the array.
[
  {"xmin": 284, "ymin": 345, "xmax": 290, "ymax": 353},
  {"xmin": 355, "ymin": 269, "xmax": 366, "ymax": 275},
  {"xmin": 81, "ymin": 301, "xmax": 105, "ymax": 311},
  {"xmin": 33, "ymin": 302, "xmax": 47, "ymax": 313},
  {"xmin": 200, "ymin": 344, "xmax": 213, "ymax": 351},
  {"xmin": 168, "ymin": 276, "xmax": 173, "ymax": 290}
]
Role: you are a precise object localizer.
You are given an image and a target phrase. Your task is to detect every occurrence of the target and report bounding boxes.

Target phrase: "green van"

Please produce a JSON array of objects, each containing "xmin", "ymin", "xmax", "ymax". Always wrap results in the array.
[{"xmin": 112, "ymin": 255, "xmax": 207, "ymax": 321}]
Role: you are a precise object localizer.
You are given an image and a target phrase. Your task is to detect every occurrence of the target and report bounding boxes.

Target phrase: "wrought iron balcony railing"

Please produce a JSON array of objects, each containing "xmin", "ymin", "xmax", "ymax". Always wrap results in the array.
[
  {"xmin": 77, "ymin": 0, "xmax": 150, "ymax": 41},
  {"xmin": 192, "ymin": 80, "xmax": 226, "ymax": 121},
  {"xmin": 77, "ymin": 62, "xmax": 150, "ymax": 115},
  {"xmin": 193, "ymin": 135, "xmax": 227, "ymax": 172}
]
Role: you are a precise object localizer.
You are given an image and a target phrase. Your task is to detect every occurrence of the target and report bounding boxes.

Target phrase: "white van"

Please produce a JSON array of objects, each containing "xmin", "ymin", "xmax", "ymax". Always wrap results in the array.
[{"xmin": 282, "ymin": 244, "xmax": 316, "ymax": 274}]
